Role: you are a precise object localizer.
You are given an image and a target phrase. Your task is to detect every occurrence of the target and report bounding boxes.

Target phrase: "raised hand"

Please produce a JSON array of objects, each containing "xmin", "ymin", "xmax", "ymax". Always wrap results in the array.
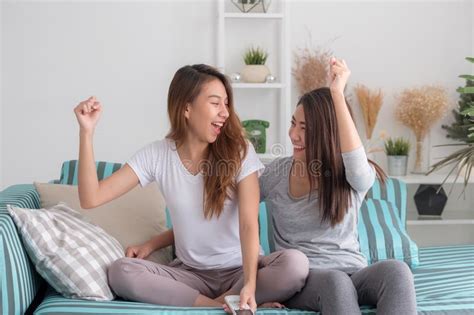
[
  {"xmin": 329, "ymin": 57, "xmax": 351, "ymax": 95},
  {"xmin": 73, "ymin": 96, "xmax": 103, "ymax": 133}
]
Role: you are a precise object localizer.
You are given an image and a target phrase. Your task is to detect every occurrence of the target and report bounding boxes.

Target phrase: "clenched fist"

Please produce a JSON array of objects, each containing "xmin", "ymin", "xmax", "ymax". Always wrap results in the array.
[
  {"xmin": 329, "ymin": 57, "xmax": 351, "ymax": 95},
  {"xmin": 74, "ymin": 96, "xmax": 103, "ymax": 133}
]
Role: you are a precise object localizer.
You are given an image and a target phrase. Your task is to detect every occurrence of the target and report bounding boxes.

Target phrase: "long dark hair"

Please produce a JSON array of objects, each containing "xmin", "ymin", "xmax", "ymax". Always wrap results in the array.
[
  {"xmin": 298, "ymin": 87, "xmax": 386, "ymax": 227},
  {"xmin": 166, "ymin": 64, "xmax": 247, "ymax": 219}
]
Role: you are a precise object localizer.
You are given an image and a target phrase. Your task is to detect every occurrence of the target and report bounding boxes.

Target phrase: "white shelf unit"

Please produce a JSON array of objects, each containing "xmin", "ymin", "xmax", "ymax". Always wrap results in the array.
[
  {"xmin": 399, "ymin": 174, "xmax": 474, "ymax": 245},
  {"xmin": 223, "ymin": 13, "xmax": 284, "ymax": 19},
  {"xmin": 392, "ymin": 173, "xmax": 474, "ymax": 185},
  {"xmin": 407, "ymin": 211, "xmax": 474, "ymax": 225},
  {"xmin": 217, "ymin": 0, "xmax": 292, "ymax": 158},
  {"xmin": 398, "ymin": 173, "xmax": 474, "ymax": 234}
]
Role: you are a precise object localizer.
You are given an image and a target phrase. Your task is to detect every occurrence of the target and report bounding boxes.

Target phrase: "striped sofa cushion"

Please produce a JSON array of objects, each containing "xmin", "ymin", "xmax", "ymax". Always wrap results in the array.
[
  {"xmin": 413, "ymin": 245, "xmax": 474, "ymax": 313},
  {"xmin": 0, "ymin": 184, "xmax": 44, "ymax": 315},
  {"xmin": 358, "ymin": 198, "xmax": 419, "ymax": 268},
  {"xmin": 59, "ymin": 160, "xmax": 122, "ymax": 185},
  {"xmin": 35, "ymin": 289, "xmax": 322, "ymax": 315},
  {"xmin": 366, "ymin": 178, "xmax": 407, "ymax": 228},
  {"xmin": 258, "ymin": 202, "xmax": 272, "ymax": 255},
  {"xmin": 33, "ymin": 245, "xmax": 474, "ymax": 314}
]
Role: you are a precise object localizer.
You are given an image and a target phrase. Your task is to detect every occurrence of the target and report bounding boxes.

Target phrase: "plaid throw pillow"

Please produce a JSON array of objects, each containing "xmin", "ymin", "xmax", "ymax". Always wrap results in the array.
[{"xmin": 7, "ymin": 203, "xmax": 124, "ymax": 300}]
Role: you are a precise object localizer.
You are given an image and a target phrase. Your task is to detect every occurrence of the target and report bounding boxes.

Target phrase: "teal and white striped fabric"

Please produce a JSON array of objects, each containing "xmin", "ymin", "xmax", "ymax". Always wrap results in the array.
[
  {"xmin": 358, "ymin": 199, "xmax": 419, "ymax": 268},
  {"xmin": 0, "ymin": 184, "xmax": 44, "ymax": 315},
  {"xmin": 414, "ymin": 245, "xmax": 474, "ymax": 314},
  {"xmin": 258, "ymin": 202, "xmax": 271, "ymax": 255},
  {"xmin": 59, "ymin": 160, "xmax": 122, "ymax": 185},
  {"xmin": 35, "ymin": 287, "xmax": 315, "ymax": 315},
  {"xmin": 1, "ymin": 162, "xmax": 472, "ymax": 314},
  {"xmin": 366, "ymin": 178, "xmax": 407, "ymax": 227},
  {"xmin": 32, "ymin": 245, "xmax": 474, "ymax": 315},
  {"xmin": 34, "ymin": 289, "xmax": 374, "ymax": 314}
]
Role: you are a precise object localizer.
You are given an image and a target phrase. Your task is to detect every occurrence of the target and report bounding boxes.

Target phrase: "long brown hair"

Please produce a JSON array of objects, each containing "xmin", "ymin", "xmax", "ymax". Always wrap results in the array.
[
  {"xmin": 166, "ymin": 64, "xmax": 247, "ymax": 219},
  {"xmin": 298, "ymin": 87, "xmax": 386, "ymax": 227}
]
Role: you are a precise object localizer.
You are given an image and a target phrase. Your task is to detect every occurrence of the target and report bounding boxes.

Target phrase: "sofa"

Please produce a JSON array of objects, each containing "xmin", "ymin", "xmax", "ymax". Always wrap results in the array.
[{"xmin": 1, "ymin": 160, "xmax": 473, "ymax": 315}]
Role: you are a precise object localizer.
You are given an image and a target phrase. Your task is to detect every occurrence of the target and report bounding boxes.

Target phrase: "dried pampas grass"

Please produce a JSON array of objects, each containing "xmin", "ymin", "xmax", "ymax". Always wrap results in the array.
[
  {"xmin": 395, "ymin": 85, "xmax": 450, "ymax": 140},
  {"xmin": 395, "ymin": 85, "xmax": 450, "ymax": 171},
  {"xmin": 354, "ymin": 84, "xmax": 384, "ymax": 140},
  {"xmin": 293, "ymin": 48, "xmax": 332, "ymax": 95}
]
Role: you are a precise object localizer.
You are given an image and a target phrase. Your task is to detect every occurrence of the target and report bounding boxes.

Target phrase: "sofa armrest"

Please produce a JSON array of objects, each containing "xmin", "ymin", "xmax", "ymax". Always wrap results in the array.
[{"xmin": 0, "ymin": 184, "xmax": 45, "ymax": 315}]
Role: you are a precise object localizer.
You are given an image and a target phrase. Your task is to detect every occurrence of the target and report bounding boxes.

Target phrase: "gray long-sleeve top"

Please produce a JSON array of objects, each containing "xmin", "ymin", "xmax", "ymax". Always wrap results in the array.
[{"xmin": 260, "ymin": 146, "xmax": 376, "ymax": 273}]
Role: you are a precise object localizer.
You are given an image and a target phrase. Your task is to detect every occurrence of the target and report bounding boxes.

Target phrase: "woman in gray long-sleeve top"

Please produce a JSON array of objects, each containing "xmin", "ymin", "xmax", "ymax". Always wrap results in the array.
[{"xmin": 259, "ymin": 58, "xmax": 416, "ymax": 315}]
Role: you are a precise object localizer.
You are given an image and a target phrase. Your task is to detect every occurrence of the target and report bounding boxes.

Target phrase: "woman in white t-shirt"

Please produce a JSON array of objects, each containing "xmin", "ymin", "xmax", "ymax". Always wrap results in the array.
[{"xmin": 73, "ymin": 64, "xmax": 308, "ymax": 311}]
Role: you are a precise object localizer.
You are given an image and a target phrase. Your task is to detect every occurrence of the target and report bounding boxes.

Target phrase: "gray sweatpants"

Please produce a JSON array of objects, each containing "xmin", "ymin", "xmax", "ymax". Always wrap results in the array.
[
  {"xmin": 284, "ymin": 259, "xmax": 417, "ymax": 315},
  {"xmin": 108, "ymin": 249, "xmax": 309, "ymax": 306}
]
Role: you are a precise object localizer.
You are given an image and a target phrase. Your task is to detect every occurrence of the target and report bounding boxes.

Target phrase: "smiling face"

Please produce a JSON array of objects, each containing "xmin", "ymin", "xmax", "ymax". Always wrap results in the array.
[
  {"xmin": 289, "ymin": 104, "xmax": 306, "ymax": 161},
  {"xmin": 184, "ymin": 79, "xmax": 229, "ymax": 144}
]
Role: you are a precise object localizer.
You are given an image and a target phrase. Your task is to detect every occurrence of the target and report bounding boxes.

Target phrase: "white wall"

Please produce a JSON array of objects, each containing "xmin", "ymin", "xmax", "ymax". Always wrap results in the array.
[
  {"xmin": 1, "ymin": 0, "xmax": 473, "ymax": 189},
  {"xmin": 1, "ymin": 0, "xmax": 216, "ymax": 189},
  {"xmin": 289, "ymin": 0, "xmax": 472, "ymax": 172}
]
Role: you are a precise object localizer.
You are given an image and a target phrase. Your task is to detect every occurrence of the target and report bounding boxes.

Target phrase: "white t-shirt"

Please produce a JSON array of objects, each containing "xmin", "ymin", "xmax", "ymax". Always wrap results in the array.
[{"xmin": 127, "ymin": 138, "xmax": 265, "ymax": 269}]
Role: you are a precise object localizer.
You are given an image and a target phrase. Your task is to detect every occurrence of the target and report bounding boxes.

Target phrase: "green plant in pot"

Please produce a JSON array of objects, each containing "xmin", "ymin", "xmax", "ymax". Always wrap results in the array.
[
  {"xmin": 384, "ymin": 137, "xmax": 410, "ymax": 176},
  {"xmin": 241, "ymin": 46, "xmax": 270, "ymax": 83},
  {"xmin": 427, "ymin": 56, "xmax": 474, "ymax": 194}
]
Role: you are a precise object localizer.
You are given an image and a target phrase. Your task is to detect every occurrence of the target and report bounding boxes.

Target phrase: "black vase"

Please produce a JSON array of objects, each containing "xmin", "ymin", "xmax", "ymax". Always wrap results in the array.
[{"xmin": 414, "ymin": 184, "xmax": 448, "ymax": 216}]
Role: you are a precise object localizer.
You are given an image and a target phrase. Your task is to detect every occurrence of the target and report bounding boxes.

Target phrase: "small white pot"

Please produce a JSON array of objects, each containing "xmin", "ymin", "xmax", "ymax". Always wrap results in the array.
[{"xmin": 241, "ymin": 65, "xmax": 270, "ymax": 83}]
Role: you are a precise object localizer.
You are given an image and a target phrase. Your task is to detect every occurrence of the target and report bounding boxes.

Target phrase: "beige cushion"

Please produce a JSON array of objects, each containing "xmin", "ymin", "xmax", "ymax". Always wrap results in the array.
[{"xmin": 34, "ymin": 182, "xmax": 172, "ymax": 265}]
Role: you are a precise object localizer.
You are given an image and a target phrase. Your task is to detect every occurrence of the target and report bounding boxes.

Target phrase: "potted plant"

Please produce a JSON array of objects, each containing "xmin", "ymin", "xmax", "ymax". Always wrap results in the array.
[
  {"xmin": 384, "ymin": 137, "xmax": 410, "ymax": 176},
  {"xmin": 241, "ymin": 46, "xmax": 270, "ymax": 83},
  {"xmin": 427, "ymin": 57, "xmax": 474, "ymax": 194}
]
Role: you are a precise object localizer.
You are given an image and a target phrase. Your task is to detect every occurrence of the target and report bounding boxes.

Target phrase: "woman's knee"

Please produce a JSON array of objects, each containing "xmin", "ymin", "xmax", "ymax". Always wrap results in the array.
[
  {"xmin": 278, "ymin": 249, "xmax": 309, "ymax": 285},
  {"xmin": 108, "ymin": 257, "xmax": 144, "ymax": 297},
  {"xmin": 309, "ymin": 269, "xmax": 358, "ymax": 307},
  {"xmin": 377, "ymin": 260, "xmax": 414, "ymax": 288},
  {"xmin": 318, "ymin": 269, "xmax": 354, "ymax": 292}
]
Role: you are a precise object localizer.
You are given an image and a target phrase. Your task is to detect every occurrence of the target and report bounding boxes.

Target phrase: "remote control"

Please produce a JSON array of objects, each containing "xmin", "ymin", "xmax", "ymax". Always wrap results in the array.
[{"xmin": 224, "ymin": 295, "xmax": 254, "ymax": 315}]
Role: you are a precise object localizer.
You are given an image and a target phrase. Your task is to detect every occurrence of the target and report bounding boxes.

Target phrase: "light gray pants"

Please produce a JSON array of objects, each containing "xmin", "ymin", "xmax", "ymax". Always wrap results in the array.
[
  {"xmin": 285, "ymin": 260, "xmax": 417, "ymax": 315},
  {"xmin": 108, "ymin": 249, "xmax": 309, "ymax": 307}
]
